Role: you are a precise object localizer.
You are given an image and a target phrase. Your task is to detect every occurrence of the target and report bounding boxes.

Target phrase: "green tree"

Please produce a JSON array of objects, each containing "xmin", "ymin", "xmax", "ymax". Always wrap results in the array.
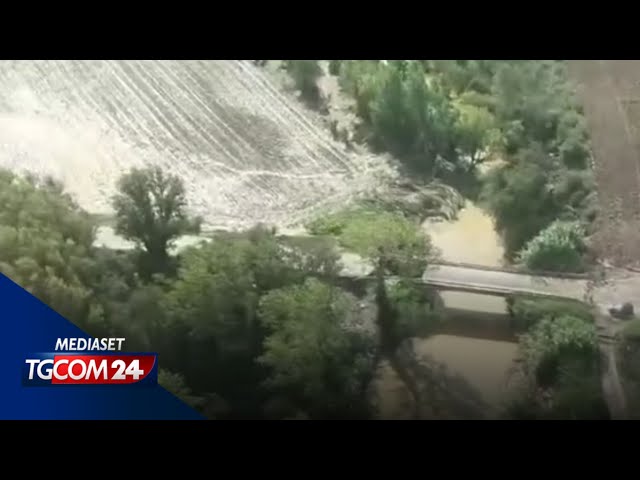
[
  {"xmin": 0, "ymin": 170, "xmax": 101, "ymax": 327},
  {"xmin": 480, "ymin": 147, "xmax": 558, "ymax": 257},
  {"xmin": 369, "ymin": 61, "xmax": 459, "ymax": 174},
  {"xmin": 387, "ymin": 280, "xmax": 441, "ymax": 340},
  {"xmin": 163, "ymin": 227, "xmax": 344, "ymax": 416},
  {"xmin": 158, "ymin": 369, "xmax": 205, "ymax": 409},
  {"xmin": 481, "ymin": 144, "xmax": 595, "ymax": 259},
  {"xmin": 505, "ymin": 311, "xmax": 606, "ymax": 420},
  {"xmin": 489, "ymin": 61, "xmax": 592, "ymax": 166},
  {"xmin": 258, "ymin": 278, "xmax": 376, "ymax": 419},
  {"xmin": 339, "ymin": 211, "xmax": 435, "ymax": 277},
  {"xmin": 112, "ymin": 166, "xmax": 201, "ymax": 278},
  {"xmin": 283, "ymin": 60, "xmax": 322, "ymax": 104},
  {"xmin": 338, "ymin": 61, "xmax": 383, "ymax": 122},
  {"xmin": 453, "ymin": 102, "xmax": 502, "ymax": 166}
]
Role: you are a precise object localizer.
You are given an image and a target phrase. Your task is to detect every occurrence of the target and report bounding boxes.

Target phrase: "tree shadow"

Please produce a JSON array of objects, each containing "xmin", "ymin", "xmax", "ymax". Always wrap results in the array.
[{"xmin": 392, "ymin": 340, "xmax": 491, "ymax": 420}]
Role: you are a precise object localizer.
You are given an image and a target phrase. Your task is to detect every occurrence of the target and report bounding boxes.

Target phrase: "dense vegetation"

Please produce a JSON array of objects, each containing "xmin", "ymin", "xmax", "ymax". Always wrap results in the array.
[
  {"xmin": 505, "ymin": 296, "xmax": 609, "ymax": 419},
  {"xmin": 4, "ymin": 60, "xmax": 612, "ymax": 419},
  {"xmin": 4, "ymin": 166, "xmax": 451, "ymax": 419},
  {"xmin": 282, "ymin": 60, "xmax": 323, "ymax": 106},
  {"xmin": 326, "ymin": 60, "xmax": 596, "ymax": 269}
]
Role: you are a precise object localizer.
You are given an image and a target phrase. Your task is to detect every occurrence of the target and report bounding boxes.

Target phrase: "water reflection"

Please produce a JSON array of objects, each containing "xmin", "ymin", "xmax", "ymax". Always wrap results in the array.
[{"xmin": 376, "ymin": 201, "xmax": 519, "ymax": 419}]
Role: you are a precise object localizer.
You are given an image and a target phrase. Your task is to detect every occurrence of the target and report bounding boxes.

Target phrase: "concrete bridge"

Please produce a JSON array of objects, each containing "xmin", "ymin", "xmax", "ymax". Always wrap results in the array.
[
  {"xmin": 420, "ymin": 264, "xmax": 589, "ymax": 301},
  {"xmin": 338, "ymin": 254, "xmax": 592, "ymax": 302}
]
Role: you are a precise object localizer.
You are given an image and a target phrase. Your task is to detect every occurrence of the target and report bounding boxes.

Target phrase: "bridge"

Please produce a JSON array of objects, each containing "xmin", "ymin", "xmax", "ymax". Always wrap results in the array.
[
  {"xmin": 420, "ymin": 264, "xmax": 588, "ymax": 300},
  {"xmin": 337, "ymin": 253, "xmax": 591, "ymax": 302}
]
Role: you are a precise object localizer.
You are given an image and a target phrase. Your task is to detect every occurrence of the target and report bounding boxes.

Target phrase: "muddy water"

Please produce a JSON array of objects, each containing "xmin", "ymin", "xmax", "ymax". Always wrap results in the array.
[{"xmin": 374, "ymin": 201, "xmax": 519, "ymax": 419}]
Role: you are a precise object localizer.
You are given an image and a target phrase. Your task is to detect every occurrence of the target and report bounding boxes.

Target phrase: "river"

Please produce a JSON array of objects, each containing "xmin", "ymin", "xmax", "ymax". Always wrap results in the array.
[{"xmin": 373, "ymin": 201, "xmax": 519, "ymax": 420}]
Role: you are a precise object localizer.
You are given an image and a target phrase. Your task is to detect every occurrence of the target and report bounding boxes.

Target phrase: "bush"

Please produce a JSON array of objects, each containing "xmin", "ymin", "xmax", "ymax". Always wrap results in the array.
[
  {"xmin": 283, "ymin": 60, "xmax": 322, "ymax": 102},
  {"xmin": 520, "ymin": 315, "xmax": 598, "ymax": 387},
  {"xmin": 517, "ymin": 220, "xmax": 587, "ymax": 273},
  {"xmin": 328, "ymin": 60, "xmax": 342, "ymax": 76},
  {"xmin": 158, "ymin": 369, "xmax": 205, "ymax": 409},
  {"xmin": 509, "ymin": 297, "xmax": 593, "ymax": 332},
  {"xmin": 547, "ymin": 362, "xmax": 610, "ymax": 419},
  {"xmin": 388, "ymin": 279, "xmax": 441, "ymax": 340}
]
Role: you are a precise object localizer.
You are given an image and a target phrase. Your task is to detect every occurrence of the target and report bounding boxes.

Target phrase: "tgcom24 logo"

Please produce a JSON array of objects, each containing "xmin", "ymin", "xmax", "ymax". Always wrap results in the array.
[{"xmin": 22, "ymin": 337, "xmax": 158, "ymax": 386}]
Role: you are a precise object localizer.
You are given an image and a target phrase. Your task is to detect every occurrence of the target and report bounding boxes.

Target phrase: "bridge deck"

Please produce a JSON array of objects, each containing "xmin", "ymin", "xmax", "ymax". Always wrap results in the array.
[{"xmin": 422, "ymin": 265, "xmax": 589, "ymax": 300}]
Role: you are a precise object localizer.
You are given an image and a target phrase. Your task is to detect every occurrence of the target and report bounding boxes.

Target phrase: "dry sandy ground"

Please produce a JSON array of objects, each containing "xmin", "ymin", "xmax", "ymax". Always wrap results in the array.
[
  {"xmin": 0, "ymin": 60, "xmax": 393, "ymax": 230},
  {"xmin": 568, "ymin": 61, "xmax": 640, "ymax": 269}
]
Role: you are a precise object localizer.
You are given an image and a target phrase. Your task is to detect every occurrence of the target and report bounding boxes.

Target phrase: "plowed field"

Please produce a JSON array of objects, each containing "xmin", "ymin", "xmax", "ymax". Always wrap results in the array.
[
  {"xmin": 0, "ymin": 60, "xmax": 389, "ymax": 229},
  {"xmin": 568, "ymin": 60, "xmax": 640, "ymax": 268}
]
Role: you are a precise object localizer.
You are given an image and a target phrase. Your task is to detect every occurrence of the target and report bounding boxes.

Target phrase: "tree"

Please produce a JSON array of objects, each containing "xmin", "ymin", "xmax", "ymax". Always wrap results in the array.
[
  {"xmin": 506, "ymin": 314, "xmax": 606, "ymax": 420},
  {"xmin": 0, "ymin": 170, "xmax": 101, "ymax": 327},
  {"xmin": 163, "ymin": 228, "xmax": 345, "ymax": 416},
  {"xmin": 158, "ymin": 369, "xmax": 205, "ymax": 409},
  {"xmin": 480, "ymin": 148, "xmax": 558, "ymax": 257},
  {"xmin": 258, "ymin": 278, "xmax": 376, "ymax": 419},
  {"xmin": 481, "ymin": 144, "xmax": 595, "ymax": 259},
  {"xmin": 490, "ymin": 60, "xmax": 588, "ymax": 161},
  {"xmin": 453, "ymin": 101, "xmax": 502, "ymax": 167},
  {"xmin": 387, "ymin": 280, "xmax": 442, "ymax": 340},
  {"xmin": 283, "ymin": 60, "xmax": 323, "ymax": 104},
  {"xmin": 112, "ymin": 166, "xmax": 201, "ymax": 278},
  {"xmin": 338, "ymin": 61, "xmax": 382, "ymax": 122},
  {"xmin": 369, "ymin": 61, "xmax": 459, "ymax": 174},
  {"xmin": 339, "ymin": 211, "xmax": 435, "ymax": 277}
]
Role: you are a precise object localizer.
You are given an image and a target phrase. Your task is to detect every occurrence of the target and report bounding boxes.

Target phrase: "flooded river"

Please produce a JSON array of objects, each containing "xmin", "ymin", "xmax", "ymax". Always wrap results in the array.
[{"xmin": 374, "ymin": 201, "xmax": 519, "ymax": 420}]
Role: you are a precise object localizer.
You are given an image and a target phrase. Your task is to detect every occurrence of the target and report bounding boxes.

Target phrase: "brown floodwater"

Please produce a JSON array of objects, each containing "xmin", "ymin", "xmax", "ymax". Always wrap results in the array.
[{"xmin": 374, "ymin": 201, "xmax": 519, "ymax": 419}]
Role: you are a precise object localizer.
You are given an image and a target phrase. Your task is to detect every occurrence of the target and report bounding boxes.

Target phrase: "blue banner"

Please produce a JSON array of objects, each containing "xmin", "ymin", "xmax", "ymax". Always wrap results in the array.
[{"xmin": 0, "ymin": 273, "xmax": 205, "ymax": 419}]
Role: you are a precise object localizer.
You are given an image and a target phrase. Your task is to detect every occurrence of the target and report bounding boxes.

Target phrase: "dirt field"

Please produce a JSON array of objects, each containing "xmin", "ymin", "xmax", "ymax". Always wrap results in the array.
[
  {"xmin": 568, "ymin": 61, "xmax": 640, "ymax": 269},
  {"xmin": 0, "ymin": 61, "xmax": 393, "ymax": 230}
]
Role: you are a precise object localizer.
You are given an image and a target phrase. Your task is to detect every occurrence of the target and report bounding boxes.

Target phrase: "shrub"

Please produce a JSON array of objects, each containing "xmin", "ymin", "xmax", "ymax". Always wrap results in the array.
[
  {"xmin": 328, "ymin": 60, "xmax": 342, "ymax": 76},
  {"xmin": 509, "ymin": 297, "xmax": 593, "ymax": 332},
  {"xmin": 517, "ymin": 220, "xmax": 587, "ymax": 273},
  {"xmin": 520, "ymin": 315, "xmax": 598, "ymax": 387},
  {"xmin": 387, "ymin": 279, "xmax": 442, "ymax": 340},
  {"xmin": 283, "ymin": 60, "xmax": 322, "ymax": 102},
  {"xmin": 306, "ymin": 207, "xmax": 381, "ymax": 236}
]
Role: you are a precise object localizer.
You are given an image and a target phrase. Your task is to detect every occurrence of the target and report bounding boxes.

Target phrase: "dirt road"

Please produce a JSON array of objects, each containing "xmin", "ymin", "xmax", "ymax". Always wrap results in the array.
[{"xmin": 568, "ymin": 61, "xmax": 640, "ymax": 269}]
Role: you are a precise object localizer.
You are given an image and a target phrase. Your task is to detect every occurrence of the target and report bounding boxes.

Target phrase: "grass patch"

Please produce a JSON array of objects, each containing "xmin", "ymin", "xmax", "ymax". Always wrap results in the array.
[
  {"xmin": 305, "ymin": 181, "xmax": 465, "ymax": 238},
  {"xmin": 306, "ymin": 207, "xmax": 385, "ymax": 237}
]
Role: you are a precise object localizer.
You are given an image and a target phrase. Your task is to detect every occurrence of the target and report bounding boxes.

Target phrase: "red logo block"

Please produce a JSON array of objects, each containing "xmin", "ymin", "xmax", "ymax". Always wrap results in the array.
[{"xmin": 50, "ymin": 355, "xmax": 156, "ymax": 385}]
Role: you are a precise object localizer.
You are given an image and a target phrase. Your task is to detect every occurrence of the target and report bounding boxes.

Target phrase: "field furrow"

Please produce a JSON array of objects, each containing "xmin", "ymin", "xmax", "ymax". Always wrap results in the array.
[{"xmin": 0, "ymin": 60, "xmax": 387, "ymax": 229}]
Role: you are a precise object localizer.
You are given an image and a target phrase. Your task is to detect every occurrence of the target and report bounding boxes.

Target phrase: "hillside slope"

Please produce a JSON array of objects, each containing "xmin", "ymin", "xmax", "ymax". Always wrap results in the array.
[{"xmin": 0, "ymin": 60, "xmax": 389, "ymax": 229}]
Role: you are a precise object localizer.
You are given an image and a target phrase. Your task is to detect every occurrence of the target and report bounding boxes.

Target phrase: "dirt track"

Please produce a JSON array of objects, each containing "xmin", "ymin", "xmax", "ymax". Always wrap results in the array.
[
  {"xmin": 0, "ymin": 61, "xmax": 391, "ymax": 230},
  {"xmin": 568, "ymin": 61, "xmax": 640, "ymax": 269}
]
